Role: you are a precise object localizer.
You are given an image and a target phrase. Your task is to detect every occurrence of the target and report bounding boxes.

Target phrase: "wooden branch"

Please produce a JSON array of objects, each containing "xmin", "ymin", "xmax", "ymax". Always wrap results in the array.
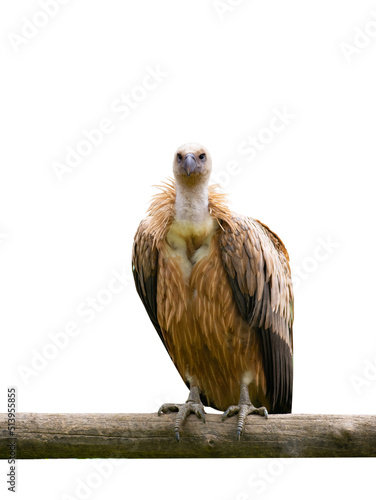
[{"xmin": 1, "ymin": 413, "xmax": 375, "ymax": 459}]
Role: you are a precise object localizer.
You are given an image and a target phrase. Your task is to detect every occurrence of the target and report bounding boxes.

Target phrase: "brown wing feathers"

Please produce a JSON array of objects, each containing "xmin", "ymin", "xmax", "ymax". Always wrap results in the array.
[
  {"xmin": 132, "ymin": 220, "xmax": 167, "ymax": 352},
  {"xmin": 220, "ymin": 217, "xmax": 293, "ymax": 413}
]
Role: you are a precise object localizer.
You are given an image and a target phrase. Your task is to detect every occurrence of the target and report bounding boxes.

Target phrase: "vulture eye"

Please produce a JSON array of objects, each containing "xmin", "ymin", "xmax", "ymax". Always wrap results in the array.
[
  {"xmin": 199, "ymin": 153, "xmax": 206, "ymax": 161},
  {"xmin": 177, "ymin": 153, "xmax": 183, "ymax": 162}
]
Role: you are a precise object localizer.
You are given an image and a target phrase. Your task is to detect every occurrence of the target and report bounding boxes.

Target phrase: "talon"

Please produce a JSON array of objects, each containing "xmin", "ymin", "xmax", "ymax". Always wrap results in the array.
[
  {"xmin": 158, "ymin": 403, "xmax": 179, "ymax": 416},
  {"xmin": 222, "ymin": 411, "xmax": 229, "ymax": 421},
  {"xmin": 157, "ymin": 388, "xmax": 206, "ymax": 440},
  {"xmin": 222, "ymin": 399, "xmax": 269, "ymax": 439},
  {"xmin": 222, "ymin": 405, "xmax": 239, "ymax": 421},
  {"xmin": 196, "ymin": 407, "xmax": 206, "ymax": 422},
  {"xmin": 158, "ymin": 405, "xmax": 168, "ymax": 416}
]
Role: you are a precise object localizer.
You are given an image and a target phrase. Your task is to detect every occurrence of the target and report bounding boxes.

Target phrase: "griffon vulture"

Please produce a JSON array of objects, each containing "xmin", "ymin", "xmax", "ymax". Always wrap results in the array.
[{"xmin": 132, "ymin": 143, "xmax": 293, "ymax": 441}]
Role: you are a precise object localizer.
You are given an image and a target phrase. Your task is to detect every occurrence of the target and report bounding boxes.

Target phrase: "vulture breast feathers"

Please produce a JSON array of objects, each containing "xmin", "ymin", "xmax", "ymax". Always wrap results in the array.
[{"xmin": 132, "ymin": 181, "xmax": 293, "ymax": 414}]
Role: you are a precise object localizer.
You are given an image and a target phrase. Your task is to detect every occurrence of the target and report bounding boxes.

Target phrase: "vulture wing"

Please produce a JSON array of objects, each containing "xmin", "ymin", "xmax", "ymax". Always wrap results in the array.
[
  {"xmin": 132, "ymin": 219, "xmax": 167, "ymax": 351},
  {"xmin": 220, "ymin": 216, "xmax": 294, "ymax": 413}
]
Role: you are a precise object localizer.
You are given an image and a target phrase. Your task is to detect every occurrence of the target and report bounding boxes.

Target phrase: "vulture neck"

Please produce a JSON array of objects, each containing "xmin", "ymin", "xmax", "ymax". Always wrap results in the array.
[{"xmin": 174, "ymin": 181, "xmax": 210, "ymax": 225}]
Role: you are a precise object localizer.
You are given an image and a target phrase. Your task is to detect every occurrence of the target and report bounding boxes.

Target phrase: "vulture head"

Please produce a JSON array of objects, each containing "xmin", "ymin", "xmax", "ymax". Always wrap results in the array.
[{"xmin": 173, "ymin": 143, "xmax": 212, "ymax": 187}]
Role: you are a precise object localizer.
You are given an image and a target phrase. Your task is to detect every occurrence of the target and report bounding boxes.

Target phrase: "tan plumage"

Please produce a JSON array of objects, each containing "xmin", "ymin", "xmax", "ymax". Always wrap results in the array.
[{"xmin": 132, "ymin": 143, "xmax": 293, "ymax": 421}]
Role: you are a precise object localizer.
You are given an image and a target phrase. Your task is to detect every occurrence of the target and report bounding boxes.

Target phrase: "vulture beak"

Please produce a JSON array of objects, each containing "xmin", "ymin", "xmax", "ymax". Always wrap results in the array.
[{"xmin": 183, "ymin": 153, "xmax": 197, "ymax": 177}]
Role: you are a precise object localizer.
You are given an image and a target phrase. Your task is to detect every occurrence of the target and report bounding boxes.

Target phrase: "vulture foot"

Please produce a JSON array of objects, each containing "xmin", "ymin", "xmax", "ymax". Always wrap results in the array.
[
  {"xmin": 158, "ymin": 386, "xmax": 206, "ymax": 442},
  {"xmin": 222, "ymin": 383, "xmax": 268, "ymax": 440},
  {"xmin": 222, "ymin": 403, "xmax": 268, "ymax": 440}
]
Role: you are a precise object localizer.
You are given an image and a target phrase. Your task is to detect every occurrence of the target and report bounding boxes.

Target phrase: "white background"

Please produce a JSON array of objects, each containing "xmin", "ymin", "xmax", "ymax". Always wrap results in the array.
[{"xmin": 1, "ymin": 0, "xmax": 376, "ymax": 498}]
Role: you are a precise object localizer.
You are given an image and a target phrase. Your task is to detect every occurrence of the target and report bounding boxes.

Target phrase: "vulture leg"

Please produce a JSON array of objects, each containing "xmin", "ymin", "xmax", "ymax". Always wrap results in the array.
[
  {"xmin": 222, "ymin": 383, "xmax": 268, "ymax": 440},
  {"xmin": 157, "ymin": 385, "xmax": 206, "ymax": 442}
]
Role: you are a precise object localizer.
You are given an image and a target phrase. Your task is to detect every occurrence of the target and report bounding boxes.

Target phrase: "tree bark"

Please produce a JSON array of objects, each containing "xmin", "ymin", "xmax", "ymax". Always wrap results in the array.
[{"xmin": 1, "ymin": 413, "xmax": 375, "ymax": 459}]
